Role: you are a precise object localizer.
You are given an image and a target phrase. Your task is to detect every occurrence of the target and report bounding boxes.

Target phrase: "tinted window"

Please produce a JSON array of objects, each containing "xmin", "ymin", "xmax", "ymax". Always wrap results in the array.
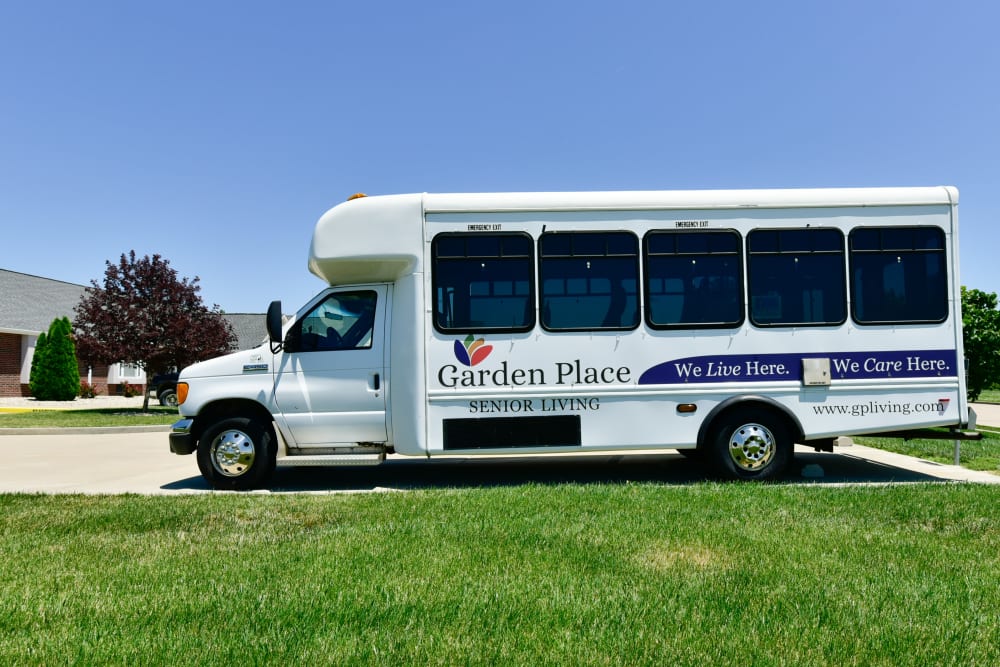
[
  {"xmin": 539, "ymin": 232, "xmax": 639, "ymax": 330},
  {"xmin": 432, "ymin": 233, "xmax": 534, "ymax": 332},
  {"xmin": 748, "ymin": 228, "xmax": 846, "ymax": 326},
  {"xmin": 850, "ymin": 226, "xmax": 947, "ymax": 324},
  {"xmin": 644, "ymin": 230, "xmax": 743, "ymax": 328}
]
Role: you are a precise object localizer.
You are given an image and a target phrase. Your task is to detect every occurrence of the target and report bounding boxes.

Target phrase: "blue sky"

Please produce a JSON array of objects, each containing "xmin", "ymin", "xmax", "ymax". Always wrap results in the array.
[{"xmin": 2, "ymin": 1, "xmax": 998, "ymax": 313}]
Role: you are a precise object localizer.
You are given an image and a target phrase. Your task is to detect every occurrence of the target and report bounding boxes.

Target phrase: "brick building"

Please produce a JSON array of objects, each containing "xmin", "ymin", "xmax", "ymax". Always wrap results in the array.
[{"xmin": 0, "ymin": 269, "xmax": 266, "ymax": 398}]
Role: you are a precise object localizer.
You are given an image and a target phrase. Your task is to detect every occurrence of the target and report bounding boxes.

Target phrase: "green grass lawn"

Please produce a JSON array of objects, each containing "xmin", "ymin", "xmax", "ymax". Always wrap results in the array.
[
  {"xmin": 2, "ymin": 485, "xmax": 999, "ymax": 665},
  {"xmin": 0, "ymin": 406, "xmax": 176, "ymax": 428},
  {"xmin": 976, "ymin": 388, "xmax": 1000, "ymax": 403},
  {"xmin": 854, "ymin": 428, "xmax": 1000, "ymax": 473}
]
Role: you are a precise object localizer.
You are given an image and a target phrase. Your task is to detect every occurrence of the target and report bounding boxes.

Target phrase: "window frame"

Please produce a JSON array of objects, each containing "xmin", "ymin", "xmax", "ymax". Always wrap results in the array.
[
  {"xmin": 538, "ymin": 230, "xmax": 641, "ymax": 332},
  {"xmin": 643, "ymin": 229, "xmax": 745, "ymax": 330},
  {"xmin": 848, "ymin": 225, "xmax": 949, "ymax": 325},
  {"xmin": 747, "ymin": 227, "xmax": 847, "ymax": 328},
  {"xmin": 431, "ymin": 232, "xmax": 536, "ymax": 335},
  {"xmin": 288, "ymin": 290, "xmax": 378, "ymax": 352}
]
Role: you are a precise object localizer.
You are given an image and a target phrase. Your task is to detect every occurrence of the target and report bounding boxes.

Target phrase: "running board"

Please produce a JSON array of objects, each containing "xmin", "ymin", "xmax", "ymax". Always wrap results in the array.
[{"xmin": 276, "ymin": 452, "xmax": 386, "ymax": 467}]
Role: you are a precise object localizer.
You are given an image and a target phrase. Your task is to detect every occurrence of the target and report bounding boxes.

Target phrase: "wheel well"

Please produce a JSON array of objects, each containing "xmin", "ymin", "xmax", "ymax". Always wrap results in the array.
[
  {"xmin": 190, "ymin": 399, "xmax": 275, "ymax": 446},
  {"xmin": 697, "ymin": 397, "xmax": 803, "ymax": 449}
]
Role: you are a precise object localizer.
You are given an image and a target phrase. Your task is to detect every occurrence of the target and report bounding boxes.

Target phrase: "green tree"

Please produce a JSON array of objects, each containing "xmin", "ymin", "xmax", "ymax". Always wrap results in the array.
[
  {"xmin": 28, "ymin": 331, "xmax": 48, "ymax": 398},
  {"xmin": 961, "ymin": 286, "xmax": 1000, "ymax": 401},
  {"xmin": 30, "ymin": 318, "xmax": 80, "ymax": 401}
]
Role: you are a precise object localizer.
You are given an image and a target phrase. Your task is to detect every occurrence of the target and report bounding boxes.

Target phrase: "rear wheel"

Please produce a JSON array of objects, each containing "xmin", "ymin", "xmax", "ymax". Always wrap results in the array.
[
  {"xmin": 707, "ymin": 408, "xmax": 792, "ymax": 481},
  {"xmin": 196, "ymin": 416, "xmax": 276, "ymax": 490}
]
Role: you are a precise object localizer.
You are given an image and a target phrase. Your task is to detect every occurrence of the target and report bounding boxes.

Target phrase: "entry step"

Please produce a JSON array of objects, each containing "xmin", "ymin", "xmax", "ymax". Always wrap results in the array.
[{"xmin": 276, "ymin": 452, "xmax": 386, "ymax": 467}]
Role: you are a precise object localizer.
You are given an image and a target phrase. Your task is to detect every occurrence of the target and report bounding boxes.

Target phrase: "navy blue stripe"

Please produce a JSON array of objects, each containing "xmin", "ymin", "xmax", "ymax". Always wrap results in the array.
[{"xmin": 638, "ymin": 350, "xmax": 958, "ymax": 384}]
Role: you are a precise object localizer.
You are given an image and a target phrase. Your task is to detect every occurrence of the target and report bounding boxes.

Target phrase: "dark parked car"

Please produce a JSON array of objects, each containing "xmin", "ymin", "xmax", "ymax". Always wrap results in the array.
[{"xmin": 149, "ymin": 372, "xmax": 179, "ymax": 407}]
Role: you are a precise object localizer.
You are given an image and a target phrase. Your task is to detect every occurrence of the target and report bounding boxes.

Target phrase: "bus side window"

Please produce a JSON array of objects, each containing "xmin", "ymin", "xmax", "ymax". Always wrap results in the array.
[
  {"xmin": 747, "ymin": 228, "xmax": 845, "ymax": 327},
  {"xmin": 849, "ymin": 226, "xmax": 947, "ymax": 324},
  {"xmin": 432, "ymin": 233, "xmax": 535, "ymax": 333},
  {"xmin": 539, "ymin": 231, "xmax": 639, "ymax": 331},
  {"xmin": 644, "ymin": 230, "xmax": 743, "ymax": 329}
]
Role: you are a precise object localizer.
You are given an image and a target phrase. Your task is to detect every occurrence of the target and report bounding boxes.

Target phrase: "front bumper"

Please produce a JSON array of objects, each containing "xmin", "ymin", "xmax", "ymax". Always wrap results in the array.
[{"xmin": 169, "ymin": 419, "xmax": 196, "ymax": 455}]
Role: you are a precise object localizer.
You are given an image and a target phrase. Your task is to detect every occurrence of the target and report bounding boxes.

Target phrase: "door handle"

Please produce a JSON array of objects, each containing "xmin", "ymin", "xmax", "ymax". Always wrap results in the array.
[{"xmin": 372, "ymin": 373, "xmax": 381, "ymax": 391}]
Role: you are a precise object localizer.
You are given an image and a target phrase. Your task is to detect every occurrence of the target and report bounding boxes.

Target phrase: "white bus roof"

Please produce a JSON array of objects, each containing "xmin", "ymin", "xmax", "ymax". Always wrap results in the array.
[
  {"xmin": 308, "ymin": 186, "xmax": 958, "ymax": 286},
  {"xmin": 421, "ymin": 186, "xmax": 958, "ymax": 213}
]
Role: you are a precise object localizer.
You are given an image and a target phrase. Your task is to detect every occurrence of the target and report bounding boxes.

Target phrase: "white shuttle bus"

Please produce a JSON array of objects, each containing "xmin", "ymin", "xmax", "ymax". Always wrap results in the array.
[{"xmin": 169, "ymin": 187, "xmax": 977, "ymax": 489}]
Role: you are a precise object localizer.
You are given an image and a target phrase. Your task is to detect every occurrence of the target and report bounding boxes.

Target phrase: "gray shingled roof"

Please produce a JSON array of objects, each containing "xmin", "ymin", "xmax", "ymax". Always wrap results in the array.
[
  {"xmin": 223, "ymin": 313, "xmax": 269, "ymax": 351},
  {"xmin": 0, "ymin": 269, "xmax": 88, "ymax": 334},
  {"xmin": 0, "ymin": 268, "xmax": 266, "ymax": 350}
]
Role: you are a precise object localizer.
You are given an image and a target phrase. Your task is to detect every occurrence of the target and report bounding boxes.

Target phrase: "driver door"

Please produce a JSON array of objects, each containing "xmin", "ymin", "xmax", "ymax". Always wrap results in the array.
[{"xmin": 273, "ymin": 286, "xmax": 388, "ymax": 447}]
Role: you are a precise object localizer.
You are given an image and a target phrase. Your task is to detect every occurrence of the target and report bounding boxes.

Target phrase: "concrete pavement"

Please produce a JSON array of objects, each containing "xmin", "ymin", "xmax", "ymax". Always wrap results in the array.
[
  {"xmin": 973, "ymin": 402, "xmax": 1000, "ymax": 429},
  {"xmin": 0, "ymin": 431, "xmax": 209, "ymax": 494}
]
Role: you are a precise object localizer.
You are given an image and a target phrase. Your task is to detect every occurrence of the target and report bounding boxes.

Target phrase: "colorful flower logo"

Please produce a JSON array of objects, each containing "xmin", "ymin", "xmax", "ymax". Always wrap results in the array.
[{"xmin": 454, "ymin": 335, "xmax": 493, "ymax": 367}]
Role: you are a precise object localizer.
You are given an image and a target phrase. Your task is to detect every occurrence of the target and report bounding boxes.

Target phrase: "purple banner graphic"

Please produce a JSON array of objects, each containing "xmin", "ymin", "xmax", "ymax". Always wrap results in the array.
[{"xmin": 638, "ymin": 349, "xmax": 958, "ymax": 385}]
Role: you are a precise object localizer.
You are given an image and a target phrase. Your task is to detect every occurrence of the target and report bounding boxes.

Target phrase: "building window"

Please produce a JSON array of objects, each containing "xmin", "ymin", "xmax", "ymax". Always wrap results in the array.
[{"xmin": 118, "ymin": 363, "xmax": 141, "ymax": 378}]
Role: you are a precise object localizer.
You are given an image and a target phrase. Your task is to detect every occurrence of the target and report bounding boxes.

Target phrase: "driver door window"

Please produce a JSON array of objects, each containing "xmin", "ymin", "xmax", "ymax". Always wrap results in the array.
[{"xmin": 293, "ymin": 291, "xmax": 377, "ymax": 351}]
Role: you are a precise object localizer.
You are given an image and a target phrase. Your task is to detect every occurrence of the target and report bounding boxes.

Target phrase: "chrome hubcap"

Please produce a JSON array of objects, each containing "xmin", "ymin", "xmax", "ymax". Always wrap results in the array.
[
  {"xmin": 211, "ymin": 429, "xmax": 256, "ymax": 477},
  {"xmin": 728, "ymin": 423, "xmax": 775, "ymax": 471}
]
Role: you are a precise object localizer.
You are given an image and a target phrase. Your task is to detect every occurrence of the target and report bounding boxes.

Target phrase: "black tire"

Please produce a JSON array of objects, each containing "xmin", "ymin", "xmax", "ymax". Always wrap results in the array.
[
  {"xmin": 158, "ymin": 389, "xmax": 178, "ymax": 407},
  {"xmin": 706, "ymin": 408, "xmax": 792, "ymax": 481},
  {"xmin": 196, "ymin": 416, "xmax": 277, "ymax": 490}
]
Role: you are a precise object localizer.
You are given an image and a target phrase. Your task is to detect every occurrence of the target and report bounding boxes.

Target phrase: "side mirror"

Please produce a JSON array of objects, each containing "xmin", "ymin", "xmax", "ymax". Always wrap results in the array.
[{"xmin": 266, "ymin": 301, "xmax": 284, "ymax": 352}]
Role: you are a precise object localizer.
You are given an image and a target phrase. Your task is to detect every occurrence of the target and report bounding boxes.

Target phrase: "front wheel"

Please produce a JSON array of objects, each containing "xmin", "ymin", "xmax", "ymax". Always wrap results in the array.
[
  {"xmin": 706, "ymin": 409, "xmax": 792, "ymax": 481},
  {"xmin": 158, "ymin": 389, "xmax": 178, "ymax": 407},
  {"xmin": 196, "ymin": 416, "xmax": 276, "ymax": 490}
]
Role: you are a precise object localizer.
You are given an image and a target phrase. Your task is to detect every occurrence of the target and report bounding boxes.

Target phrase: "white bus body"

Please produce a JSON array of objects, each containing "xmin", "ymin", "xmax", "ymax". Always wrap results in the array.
[{"xmin": 169, "ymin": 187, "xmax": 974, "ymax": 489}]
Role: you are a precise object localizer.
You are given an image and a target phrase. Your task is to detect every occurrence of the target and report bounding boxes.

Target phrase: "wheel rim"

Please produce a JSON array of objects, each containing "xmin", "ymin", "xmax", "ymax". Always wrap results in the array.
[
  {"xmin": 727, "ymin": 422, "xmax": 776, "ymax": 472},
  {"xmin": 210, "ymin": 429, "xmax": 256, "ymax": 477}
]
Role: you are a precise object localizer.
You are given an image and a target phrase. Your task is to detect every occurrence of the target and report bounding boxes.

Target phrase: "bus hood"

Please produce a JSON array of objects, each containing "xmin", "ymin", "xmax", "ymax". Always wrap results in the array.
[{"xmin": 179, "ymin": 346, "xmax": 273, "ymax": 381}]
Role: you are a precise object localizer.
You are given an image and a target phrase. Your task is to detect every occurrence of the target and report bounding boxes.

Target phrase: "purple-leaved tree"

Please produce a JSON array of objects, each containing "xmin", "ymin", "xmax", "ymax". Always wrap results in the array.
[{"xmin": 74, "ymin": 251, "xmax": 237, "ymax": 410}]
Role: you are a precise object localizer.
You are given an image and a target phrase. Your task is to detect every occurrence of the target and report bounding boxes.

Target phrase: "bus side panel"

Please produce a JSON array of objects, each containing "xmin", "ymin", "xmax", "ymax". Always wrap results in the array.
[
  {"xmin": 426, "ymin": 392, "xmax": 706, "ymax": 453},
  {"xmin": 793, "ymin": 386, "xmax": 964, "ymax": 439},
  {"xmin": 421, "ymin": 199, "xmax": 966, "ymax": 454},
  {"xmin": 387, "ymin": 273, "xmax": 428, "ymax": 455}
]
